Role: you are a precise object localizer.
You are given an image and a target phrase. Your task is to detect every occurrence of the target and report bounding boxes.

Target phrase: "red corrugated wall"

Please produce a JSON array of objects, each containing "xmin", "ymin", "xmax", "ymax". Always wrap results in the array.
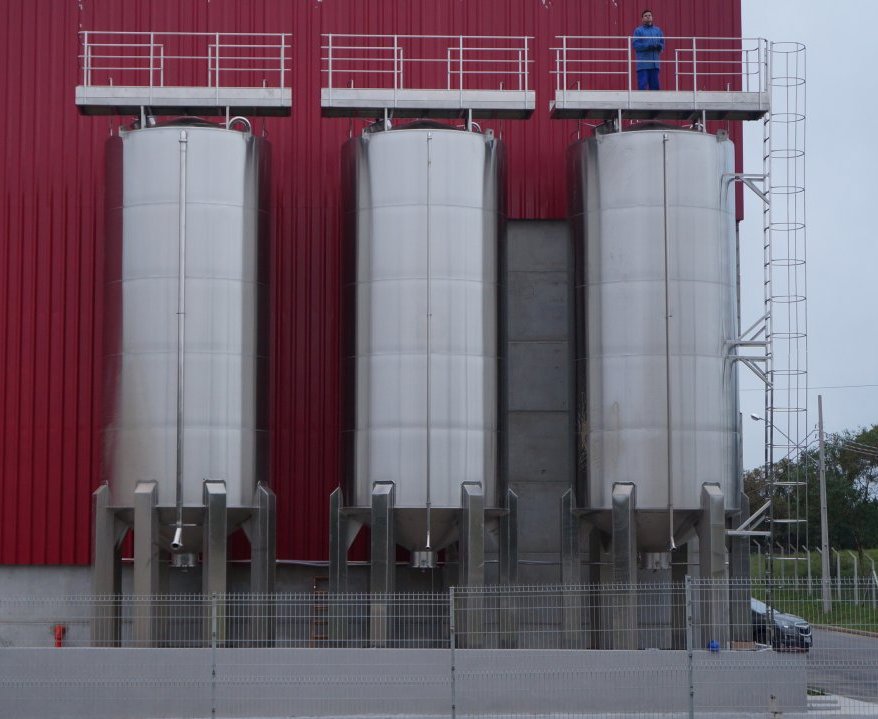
[{"xmin": 0, "ymin": 0, "xmax": 741, "ymax": 564}]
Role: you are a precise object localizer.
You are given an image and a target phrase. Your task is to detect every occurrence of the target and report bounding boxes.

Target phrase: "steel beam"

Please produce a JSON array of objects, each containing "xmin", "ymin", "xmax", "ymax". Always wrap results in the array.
[
  {"xmin": 729, "ymin": 491, "xmax": 752, "ymax": 644},
  {"xmin": 499, "ymin": 488, "xmax": 518, "ymax": 586},
  {"xmin": 459, "ymin": 482, "xmax": 485, "ymax": 588}
]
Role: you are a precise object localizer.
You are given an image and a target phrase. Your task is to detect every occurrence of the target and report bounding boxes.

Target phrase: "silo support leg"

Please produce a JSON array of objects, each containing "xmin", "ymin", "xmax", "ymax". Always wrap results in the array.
[
  {"xmin": 583, "ymin": 525, "xmax": 603, "ymax": 649},
  {"xmin": 499, "ymin": 488, "xmax": 518, "ymax": 586},
  {"xmin": 328, "ymin": 487, "xmax": 349, "ymax": 644},
  {"xmin": 729, "ymin": 491, "xmax": 752, "ymax": 644},
  {"xmin": 249, "ymin": 482, "xmax": 276, "ymax": 645},
  {"xmin": 370, "ymin": 482, "xmax": 395, "ymax": 646},
  {"xmin": 499, "ymin": 489, "xmax": 519, "ymax": 648},
  {"xmin": 203, "ymin": 481, "xmax": 227, "ymax": 644},
  {"xmin": 133, "ymin": 481, "xmax": 159, "ymax": 647},
  {"xmin": 611, "ymin": 483, "xmax": 637, "ymax": 649},
  {"xmin": 329, "ymin": 487, "xmax": 348, "ymax": 594},
  {"xmin": 560, "ymin": 488, "xmax": 583, "ymax": 647},
  {"xmin": 459, "ymin": 482, "xmax": 485, "ymax": 647},
  {"xmin": 92, "ymin": 484, "xmax": 122, "ymax": 646},
  {"xmin": 698, "ymin": 483, "xmax": 729, "ymax": 649}
]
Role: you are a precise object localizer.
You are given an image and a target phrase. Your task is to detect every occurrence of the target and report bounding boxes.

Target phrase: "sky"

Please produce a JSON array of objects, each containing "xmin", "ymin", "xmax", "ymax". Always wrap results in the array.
[{"xmin": 738, "ymin": 0, "xmax": 878, "ymax": 468}]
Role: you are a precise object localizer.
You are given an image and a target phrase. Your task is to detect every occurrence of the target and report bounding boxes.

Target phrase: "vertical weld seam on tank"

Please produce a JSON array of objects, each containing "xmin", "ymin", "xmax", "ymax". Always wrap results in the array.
[
  {"xmin": 662, "ymin": 132, "xmax": 675, "ymax": 551},
  {"xmin": 174, "ymin": 129, "xmax": 189, "ymax": 550},
  {"xmin": 425, "ymin": 131, "xmax": 432, "ymax": 551}
]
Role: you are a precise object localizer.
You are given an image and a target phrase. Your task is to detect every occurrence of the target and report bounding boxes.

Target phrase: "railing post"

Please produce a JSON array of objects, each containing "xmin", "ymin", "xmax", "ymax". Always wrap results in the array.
[
  {"xmin": 848, "ymin": 551, "xmax": 859, "ymax": 605},
  {"xmin": 280, "ymin": 34, "xmax": 285, "ymax": 88},
  {"xmin": 449, "ymin": 587, "xmax": 457, "ymax": 719},
  {"xmin": 458, "ymin": 35, "xmax": 464, "ymax": 97},
  {"xmin": 563, "ymin": 35, "xmax": 568, "ymax": 102},
  {"xmin": 149, "ymin": 32, "xmax": 155, "ymax": 88},
  {"xmin": 327, "ymin": 34, "xmax": 333, "ymax": 100},
  {"xmin": 215, "ymin": 32, "xmax": 221, "ymax": 91},
  {"xmin": 523, "ymin": 37, "xmax": 529, "ymax": 92},
  {"xmin": 84, "ymin": 31, "xmax": 91, "ymax": 87},
  {"xmin": 393, "ymin": 34, "xmax": 398, "ymax": 96},
  {"xmin": 685, "ymin": 576, "xmax": 695, "ymax": 719},
  {"xmin": 692, "ymin": 36, "xmax": 697, "ymax": 101}
]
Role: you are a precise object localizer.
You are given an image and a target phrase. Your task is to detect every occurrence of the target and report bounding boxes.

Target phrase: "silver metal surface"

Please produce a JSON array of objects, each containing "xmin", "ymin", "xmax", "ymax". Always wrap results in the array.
[
  {"xmin": 102, "ymin": 122, "xmax": 268, "ymax": 551},
  {"xmin": 459, "ymin": 482, "xmax": 485, "ymax": 588},
  {"xmin": 570, "ymin": 128, "xmax": 740, "ymax": 550},
  {"xmin": 698, "ymin": 483, "xmax": 729, "ymax": 648},
  {"xmin": 342, "ymin": 125, "xmax": 503, "ymax": 554},
  {"xmin": 498, "ymin": 488, "xmax": 518, "ymax": 585}
]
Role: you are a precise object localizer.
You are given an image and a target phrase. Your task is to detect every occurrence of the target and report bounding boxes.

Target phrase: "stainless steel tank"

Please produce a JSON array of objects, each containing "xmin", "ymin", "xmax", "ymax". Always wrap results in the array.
[
  {"xmin": 102, "ymin": 121, "xmax": 268, "ymax": 530},
  {"xmin": 570, "ymin": 127, "xmax": 739, "ymax": 551},
  {"xmin": 341, "ymin": 123, "xmax": 503, "ymax": 553}
]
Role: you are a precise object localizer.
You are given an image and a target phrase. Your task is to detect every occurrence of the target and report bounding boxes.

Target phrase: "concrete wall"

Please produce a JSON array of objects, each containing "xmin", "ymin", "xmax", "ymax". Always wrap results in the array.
[
  {"xmin": 502, "ymin": 220, "xmax": 572, "ymax": 584},
  {"xmin": 0, "ymin": 647, "xmax": 807, "ymax": 719}
]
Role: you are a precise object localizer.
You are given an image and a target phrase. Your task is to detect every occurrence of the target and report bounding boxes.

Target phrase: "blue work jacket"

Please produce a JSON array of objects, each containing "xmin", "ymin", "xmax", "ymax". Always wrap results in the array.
[{"xmin": 632, "ymin": 25, "xmax": 665, "ymax": 71}]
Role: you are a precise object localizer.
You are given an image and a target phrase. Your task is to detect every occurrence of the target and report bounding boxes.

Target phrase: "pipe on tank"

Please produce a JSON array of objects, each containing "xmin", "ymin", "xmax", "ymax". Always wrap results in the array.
[
  {"xmin": 172, "ymin": 129, "xmax": 189, "ymax": 552},
  {"xmin": 662, "ymin": 132, "xmax": 677, "ymax": 551}
]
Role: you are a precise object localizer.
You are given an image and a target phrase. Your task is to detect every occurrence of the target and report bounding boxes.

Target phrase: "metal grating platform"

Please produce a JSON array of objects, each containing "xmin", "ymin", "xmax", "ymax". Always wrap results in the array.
[
  {"xmin": 321, "ymin": 88, "xmax": 534, "ymax": 119},
  {"xmin": 550, "ymin": 89, "xmax": 769, "ymax": 120},
  {"xmin": 75, "ymin": 86, "xmax": 292, "ymax": 116}
]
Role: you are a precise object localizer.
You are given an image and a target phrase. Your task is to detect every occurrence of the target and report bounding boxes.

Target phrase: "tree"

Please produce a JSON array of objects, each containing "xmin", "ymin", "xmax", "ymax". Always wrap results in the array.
[{"xmin": 744, "ymin": 424, "xmax": 878, "ymax": 551}]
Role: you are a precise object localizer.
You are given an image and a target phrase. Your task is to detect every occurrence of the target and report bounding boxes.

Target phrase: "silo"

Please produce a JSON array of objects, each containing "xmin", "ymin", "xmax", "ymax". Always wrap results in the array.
[
  {"xmin": 97, "ymin": 119, "xmax": 274, "ymax": 614},
  {"xmin": 569, "ymin": 126, "xmax": 740, "ymax": 557},
  {"xmin": 336, "ymin": 121, "xmax": 506, "ymax": 589}
]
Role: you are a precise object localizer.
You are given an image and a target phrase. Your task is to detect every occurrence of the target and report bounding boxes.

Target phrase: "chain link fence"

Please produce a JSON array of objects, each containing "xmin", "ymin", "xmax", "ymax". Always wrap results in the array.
[{"xmin": 0, "ymin": 578, "xmax": 876, "ymax": 717}]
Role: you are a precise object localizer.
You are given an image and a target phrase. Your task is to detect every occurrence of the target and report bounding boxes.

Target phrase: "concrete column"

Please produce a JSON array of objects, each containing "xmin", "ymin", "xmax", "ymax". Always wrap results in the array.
[
  {"xmin": 611, "ymin": 483, "xmax": 637, "ymax": 649},
  {"xmin": 370, "ymin": 481, "xmax": 395, "ymax": 646},
  {"xmin": 133, "ymin": 481, "xmax": 159, "ymax": 646},
  {"xmin": 698, "ymin": 483, "xmax": 729, "ymax": 649},
  {"xmin": 92, "ymin": 484, "xmax": 122, "ymax": 646}
]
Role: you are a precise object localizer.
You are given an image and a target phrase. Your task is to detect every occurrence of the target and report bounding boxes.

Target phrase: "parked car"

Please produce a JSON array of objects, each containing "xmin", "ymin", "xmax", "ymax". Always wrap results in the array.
[{"xmin": 751, "ymin": 597, "xmax": 812, "ymax": 651}]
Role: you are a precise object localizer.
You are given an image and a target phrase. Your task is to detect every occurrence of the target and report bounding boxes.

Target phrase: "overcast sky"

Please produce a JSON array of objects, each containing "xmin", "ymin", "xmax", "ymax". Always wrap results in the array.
[{"xmin": 738, "ymin": 0, "xmax": 878, "ymax": 468}]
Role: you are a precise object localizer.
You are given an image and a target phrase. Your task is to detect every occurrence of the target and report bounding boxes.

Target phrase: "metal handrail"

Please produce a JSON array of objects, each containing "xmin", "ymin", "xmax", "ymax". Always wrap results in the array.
[
  {"xmin": 551, "ymin": 35, "xmax": 768, "ymax": 97},
  {"xmin": 79, "ymin": 31, "xmax": 291, "ymax": 89},
  {"xmin": 322, "ymin": 33, "xmax": 533, "ymax": 94}
]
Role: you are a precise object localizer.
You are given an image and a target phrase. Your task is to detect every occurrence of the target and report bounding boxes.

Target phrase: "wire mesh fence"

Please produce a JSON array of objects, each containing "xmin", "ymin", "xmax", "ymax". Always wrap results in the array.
[{"xmin": 1, "ymin": 579, "xmax": 877, "ymax": 717}]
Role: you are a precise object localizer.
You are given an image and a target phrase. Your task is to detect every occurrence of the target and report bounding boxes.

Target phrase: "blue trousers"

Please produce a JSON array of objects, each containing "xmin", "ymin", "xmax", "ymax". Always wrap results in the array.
[{"xmin": 637, "ymin": 68, "xmax": 660, "ymax": 90}]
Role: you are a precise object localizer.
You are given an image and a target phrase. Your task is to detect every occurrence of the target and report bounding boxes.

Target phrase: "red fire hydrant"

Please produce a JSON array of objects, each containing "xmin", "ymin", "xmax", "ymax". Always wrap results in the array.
[{"xmin": 53, "ymin": 624, "xmax": 66, "ymax": 648}]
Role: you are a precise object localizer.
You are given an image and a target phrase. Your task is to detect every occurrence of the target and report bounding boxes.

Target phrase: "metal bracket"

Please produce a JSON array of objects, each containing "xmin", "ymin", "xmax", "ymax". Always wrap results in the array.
[{"xmin": 723, "ymin": 172, "xmax": 769, "ymax": 204}]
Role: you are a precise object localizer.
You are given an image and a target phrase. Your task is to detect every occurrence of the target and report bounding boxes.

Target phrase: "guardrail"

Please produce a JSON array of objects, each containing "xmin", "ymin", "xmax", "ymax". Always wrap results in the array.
[
  {"xmin": 552, "ymin": 35, "xmax": 768, "ymax": 94},
  {"xmin": 78, "ymin": 31, "xmax": 291, "ymax": 89},
  {"xmin": 321, "ymin": 34, "xmax": 533, "ymax": 93}
]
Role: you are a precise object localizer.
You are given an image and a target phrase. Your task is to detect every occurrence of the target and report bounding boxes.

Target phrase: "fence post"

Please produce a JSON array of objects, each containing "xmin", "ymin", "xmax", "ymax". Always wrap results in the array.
[
  {"xmin": 685, "ymin": 575, "xmax": 695, "ymax": 719},
  {"xmin": 449, "ymin": 587, "xmax": 457, "ymax": 719},
  {"xmin": 210, "ymin": 592, "xmax": 218, "ymax": 718}
]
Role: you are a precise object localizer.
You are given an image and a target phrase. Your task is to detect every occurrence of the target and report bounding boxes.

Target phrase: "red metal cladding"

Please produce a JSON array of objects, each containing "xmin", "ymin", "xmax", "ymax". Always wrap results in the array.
[{"xmin": 0, "ymin": 0, "xmax": 742, "ymax": 564}]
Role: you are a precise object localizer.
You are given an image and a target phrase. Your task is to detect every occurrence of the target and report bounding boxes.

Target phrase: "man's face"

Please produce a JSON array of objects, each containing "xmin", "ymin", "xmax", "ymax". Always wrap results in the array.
[{"xmin": 642, "ymin": 12, "xmax": 654, "ymax": 26}]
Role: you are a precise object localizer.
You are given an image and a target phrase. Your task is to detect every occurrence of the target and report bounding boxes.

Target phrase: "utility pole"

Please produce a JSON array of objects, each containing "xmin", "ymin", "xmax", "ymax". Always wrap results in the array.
[{"xmin": 818, "ymin": 395, "xmax": 831, "ymax": 613}]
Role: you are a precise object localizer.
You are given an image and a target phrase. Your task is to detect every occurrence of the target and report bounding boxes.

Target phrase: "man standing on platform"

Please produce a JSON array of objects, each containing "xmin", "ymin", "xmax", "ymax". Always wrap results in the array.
[{"xmin": 632, "ymin": 9, "xmax": 664, "ymax": 90}]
